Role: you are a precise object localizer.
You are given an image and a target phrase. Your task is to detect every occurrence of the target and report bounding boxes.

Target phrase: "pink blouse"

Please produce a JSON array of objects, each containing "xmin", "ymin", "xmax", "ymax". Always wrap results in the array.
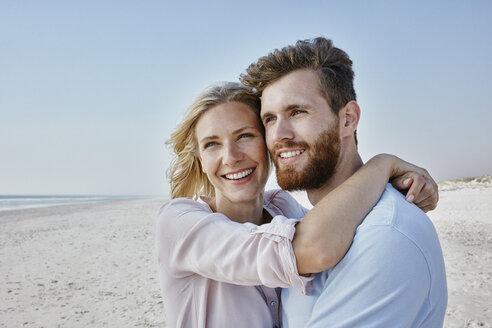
[{"xmin": 156, "ymin": 189, "xmax": 312, "ymax": 328}]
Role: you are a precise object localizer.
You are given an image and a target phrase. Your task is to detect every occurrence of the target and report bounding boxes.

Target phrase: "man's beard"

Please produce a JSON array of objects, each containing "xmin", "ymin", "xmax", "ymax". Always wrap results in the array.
[{"xmin": 273, "ymin": 126, "xmax": 341, "ymax": 191}]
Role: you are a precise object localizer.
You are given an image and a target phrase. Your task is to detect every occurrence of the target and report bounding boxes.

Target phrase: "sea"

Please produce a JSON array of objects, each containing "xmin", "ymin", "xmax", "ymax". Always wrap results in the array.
[{"xmin": 0, "ymin": 195, "xmax": 147, "ymax": 212}]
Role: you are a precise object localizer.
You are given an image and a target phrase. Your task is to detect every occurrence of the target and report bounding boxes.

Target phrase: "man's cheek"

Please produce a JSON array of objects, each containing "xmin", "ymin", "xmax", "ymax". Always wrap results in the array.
[{"xmin": 265, "ymin": 133, "xmax": 274, "ymax": 151}]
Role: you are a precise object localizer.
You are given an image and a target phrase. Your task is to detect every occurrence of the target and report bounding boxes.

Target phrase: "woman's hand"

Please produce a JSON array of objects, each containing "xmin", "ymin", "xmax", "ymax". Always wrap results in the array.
[{"xmin": 375, "ymin": 154, "xmax": 439, "ymax": 212}]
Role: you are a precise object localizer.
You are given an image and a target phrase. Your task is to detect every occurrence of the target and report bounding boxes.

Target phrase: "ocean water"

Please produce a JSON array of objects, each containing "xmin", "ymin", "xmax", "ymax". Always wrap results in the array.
[{"xmin": 0, "ymin": 195, "xmax": 142, "ymax": 212}]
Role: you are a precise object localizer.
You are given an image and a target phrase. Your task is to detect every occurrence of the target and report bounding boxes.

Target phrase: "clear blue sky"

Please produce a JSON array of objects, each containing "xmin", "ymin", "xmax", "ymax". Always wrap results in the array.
[{"xmin": 1, "ymin": 0, "xmax": 491, "ymax": 196}]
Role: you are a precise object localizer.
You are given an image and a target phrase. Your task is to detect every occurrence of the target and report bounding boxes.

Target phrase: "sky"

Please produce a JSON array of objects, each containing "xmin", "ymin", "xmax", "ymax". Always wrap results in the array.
[{"xmin": 1, "ymin": 0, "xmax": 491, "ymax": 196}]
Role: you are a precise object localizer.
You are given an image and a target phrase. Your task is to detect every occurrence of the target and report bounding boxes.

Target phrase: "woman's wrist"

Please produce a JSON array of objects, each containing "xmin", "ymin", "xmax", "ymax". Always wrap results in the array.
[{"xmin": 368, "ymin": 153, "xmax": 397, "ymax": 179}]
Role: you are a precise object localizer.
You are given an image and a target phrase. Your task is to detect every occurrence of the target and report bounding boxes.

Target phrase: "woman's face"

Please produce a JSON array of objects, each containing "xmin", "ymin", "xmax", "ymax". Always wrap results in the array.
[{"xmin": 195, "ymin": 101, "xmax": 269, "ymax": 204}]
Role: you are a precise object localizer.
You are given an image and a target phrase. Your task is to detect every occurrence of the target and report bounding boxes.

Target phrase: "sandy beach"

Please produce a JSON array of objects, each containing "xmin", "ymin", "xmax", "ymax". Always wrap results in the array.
[
  {"xmin": 1, "ymin": 177, "xmax": 491, "ymax": 327},
  {"xmin": 0, "ymin": 198, "xmax": 167, "ymax": 327},
  {"xmin": 427, "ymin": 177, "xmax": 492, "ymax": 327}
]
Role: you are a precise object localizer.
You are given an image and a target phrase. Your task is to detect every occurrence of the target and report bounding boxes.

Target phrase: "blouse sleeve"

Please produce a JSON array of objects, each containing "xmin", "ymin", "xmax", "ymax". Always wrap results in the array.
[
  {"xmin": 156, "ymin": 197, "xmax": 312, "ymax": 291},
  {"xmin": 264, "ymin": 189, "xmax": 309, "ymax": 219}
]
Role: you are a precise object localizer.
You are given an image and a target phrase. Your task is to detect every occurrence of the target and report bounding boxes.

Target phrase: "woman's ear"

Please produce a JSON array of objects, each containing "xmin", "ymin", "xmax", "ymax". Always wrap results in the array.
[
  {"xmin": 339, "ymin": 101, "xmax": 360, "ymax": 138},
  {"xmin": 199, "ymin": 157, "xmax": 206, "ymax": 174},
  {"xmin": 195, "ymin": 151, "xmax": 206, "ymax": 173}
]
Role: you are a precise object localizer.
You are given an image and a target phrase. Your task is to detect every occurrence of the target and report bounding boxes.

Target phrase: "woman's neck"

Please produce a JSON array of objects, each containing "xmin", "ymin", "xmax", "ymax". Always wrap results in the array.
[{"xmin": 212, "ymin": 192, "xmax": 266, "ymax": 225}]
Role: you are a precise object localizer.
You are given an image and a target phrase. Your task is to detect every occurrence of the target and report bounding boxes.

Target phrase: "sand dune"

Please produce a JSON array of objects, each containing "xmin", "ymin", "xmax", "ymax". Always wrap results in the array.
[{"xmin": 0, "ymin": 176, "xmax": 490, "ymax": 327}]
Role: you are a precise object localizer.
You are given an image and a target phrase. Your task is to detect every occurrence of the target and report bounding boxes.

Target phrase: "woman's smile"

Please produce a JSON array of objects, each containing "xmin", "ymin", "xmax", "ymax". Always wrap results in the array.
[{"xmin": 223, "ymin": 167, "xmax": 254, "ymax": 180}]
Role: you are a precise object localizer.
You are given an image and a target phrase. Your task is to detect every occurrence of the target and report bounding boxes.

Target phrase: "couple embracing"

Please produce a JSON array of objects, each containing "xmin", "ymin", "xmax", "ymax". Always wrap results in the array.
[{"xmin": 156, "ymin": 37, "xmax": 447, "ymax": 327}]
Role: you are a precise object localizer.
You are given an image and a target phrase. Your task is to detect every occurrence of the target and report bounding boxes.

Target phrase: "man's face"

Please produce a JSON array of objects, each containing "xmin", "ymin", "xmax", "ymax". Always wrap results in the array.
[{"xmin": 260, "ymin": 69, "xmax": 341, "ymax": 191}]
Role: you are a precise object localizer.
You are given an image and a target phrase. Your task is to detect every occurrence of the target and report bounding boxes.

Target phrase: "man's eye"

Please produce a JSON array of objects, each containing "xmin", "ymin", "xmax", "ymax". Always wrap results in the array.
[
  {"xmin": 264, "ymin": 116, "xmax": 276, "ymax": 124},
  {"xmin": 293, "ymin": 109, "xmax": 305, "ymax": 116}
]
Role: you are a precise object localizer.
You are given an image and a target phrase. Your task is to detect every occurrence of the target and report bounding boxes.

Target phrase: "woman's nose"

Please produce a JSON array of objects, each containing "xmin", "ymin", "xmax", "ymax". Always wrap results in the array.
[{"xmin": 222, "ymin": 143, "xmax": 243, "ymax": 165}]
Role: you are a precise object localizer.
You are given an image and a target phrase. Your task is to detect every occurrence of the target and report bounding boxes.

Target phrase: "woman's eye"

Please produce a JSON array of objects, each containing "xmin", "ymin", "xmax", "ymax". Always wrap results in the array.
[
  {"xmin": 204, "ymin": 141, "xmax": 217, "ymax": 149},
  {"xmin": 238, "ymin": 133, "xmax": 254, "ymax": 139}
]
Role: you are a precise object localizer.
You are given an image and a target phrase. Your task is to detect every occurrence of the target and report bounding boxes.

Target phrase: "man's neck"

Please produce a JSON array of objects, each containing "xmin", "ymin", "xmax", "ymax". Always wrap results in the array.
[{"xmin": 307, "ymin": 152, "xmax": 364, "ymax": 205}]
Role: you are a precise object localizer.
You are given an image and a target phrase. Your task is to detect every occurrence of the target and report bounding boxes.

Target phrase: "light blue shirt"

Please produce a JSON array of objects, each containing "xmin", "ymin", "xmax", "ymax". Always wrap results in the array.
[{"xmin": 282, "ymin": 184, "xmax": 447, "ymax": 327}]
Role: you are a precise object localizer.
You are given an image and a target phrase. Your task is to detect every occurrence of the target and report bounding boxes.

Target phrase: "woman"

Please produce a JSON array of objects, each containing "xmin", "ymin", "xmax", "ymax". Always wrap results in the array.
[{"xmin": 156, "ymin": 82, "xmax": 437, "ymax": 327}]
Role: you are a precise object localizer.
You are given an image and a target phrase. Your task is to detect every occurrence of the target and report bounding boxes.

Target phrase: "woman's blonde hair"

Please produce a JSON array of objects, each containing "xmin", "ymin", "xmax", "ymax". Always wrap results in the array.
[{"xmin": 166, "ymin": 82, "xmax": 261, "ymax": 199}]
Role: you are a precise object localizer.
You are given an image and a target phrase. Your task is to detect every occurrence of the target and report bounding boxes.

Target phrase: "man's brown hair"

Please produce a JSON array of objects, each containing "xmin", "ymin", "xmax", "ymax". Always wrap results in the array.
[{"xmin": 240, "ymin": 37, "xmax": 357, "ymax": 117}]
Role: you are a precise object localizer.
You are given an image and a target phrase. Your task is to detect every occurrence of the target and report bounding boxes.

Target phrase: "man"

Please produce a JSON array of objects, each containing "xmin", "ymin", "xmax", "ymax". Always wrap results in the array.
[{"xmin": 240, "ymin": 38, "xmax": 447, "ymax": 327}]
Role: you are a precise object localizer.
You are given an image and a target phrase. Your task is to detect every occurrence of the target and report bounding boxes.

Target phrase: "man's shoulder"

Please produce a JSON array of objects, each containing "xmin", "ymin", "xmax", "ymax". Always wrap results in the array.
[
  {"xmin": 319, "ymin": 184, "xmax": 444, "ymax": 282},
  {"xmin": 314, "ymin": 185, "xmax": 447, "ymax": 325},
  {"xmin": 356, "ymin": 184, "xmax": 443, "ymax": 261},
  {"xmin": 359, "ymin": 184, "xmax": 430, "ymax": 230}
]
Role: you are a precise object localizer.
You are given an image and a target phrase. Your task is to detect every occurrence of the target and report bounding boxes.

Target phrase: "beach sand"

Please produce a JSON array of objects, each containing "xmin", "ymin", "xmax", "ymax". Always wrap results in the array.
[
  {"xmin": 0, "ymin": 199, "xmax": 167, "ymax": 327},
  {"xmin": 428, "ymin": 183, "xmax": 492, "ymax": 328},
  {"xmin": 1, "ymin": 179, "xmax": 491, "ymax": 327}
]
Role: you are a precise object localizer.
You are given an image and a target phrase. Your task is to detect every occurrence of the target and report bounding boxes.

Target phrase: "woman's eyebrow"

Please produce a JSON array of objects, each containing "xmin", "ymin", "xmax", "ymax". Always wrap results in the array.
[
  {"xmin": 199, "ymin": 126, "xmax": 257, "ymax": 143},
  {"xmin": 199, "ymin": 135, "xmax": 218, "ymax": 143},
  {"xmin": 232, "ymin": 126, "xmax": 256, "ymax": 134}
]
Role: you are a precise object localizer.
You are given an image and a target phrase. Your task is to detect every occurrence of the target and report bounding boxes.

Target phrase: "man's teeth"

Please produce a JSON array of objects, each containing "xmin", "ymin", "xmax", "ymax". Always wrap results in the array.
[
  {"xmin": 225, "ymin": 169, "xmax": 253, "ymax": 180},
  {"xmin": 280, "ymin": 150, "xmax": 303, "ymax": 158}
]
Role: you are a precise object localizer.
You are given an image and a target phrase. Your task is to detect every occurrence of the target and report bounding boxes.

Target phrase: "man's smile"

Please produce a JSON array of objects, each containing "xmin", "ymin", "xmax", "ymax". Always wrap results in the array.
[{"xmin": 279, "ymin": 150, "xmax": 304, "ymax": 159}]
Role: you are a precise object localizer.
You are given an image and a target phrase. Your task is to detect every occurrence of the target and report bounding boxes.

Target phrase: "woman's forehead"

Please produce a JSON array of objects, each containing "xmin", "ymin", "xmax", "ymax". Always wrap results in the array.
[{"xmin": 196, "ymin": 102, "xmax": 261, "ymax": 137}]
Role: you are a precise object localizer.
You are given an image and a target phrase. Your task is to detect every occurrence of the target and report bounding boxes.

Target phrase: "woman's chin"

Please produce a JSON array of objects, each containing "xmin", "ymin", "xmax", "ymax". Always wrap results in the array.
[{"xmin": 227, "ymin": 190, "xmax": 263, "ymax": 204}]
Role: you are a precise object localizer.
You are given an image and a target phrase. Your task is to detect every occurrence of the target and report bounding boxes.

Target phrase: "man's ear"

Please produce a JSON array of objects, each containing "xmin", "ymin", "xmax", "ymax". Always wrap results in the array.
[{"xmin": 339, "ymin": 101, "xmax": 360, "ymax": 138}]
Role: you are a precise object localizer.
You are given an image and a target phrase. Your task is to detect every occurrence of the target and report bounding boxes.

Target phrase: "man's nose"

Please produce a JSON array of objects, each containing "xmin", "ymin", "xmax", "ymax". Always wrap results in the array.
[
  {"xmin": 271, "ymin": 117, "xmax": 295, "ymax": 143},
  {"xmin": 222, "ymin": 142, "xmax": 243, "ymax": 165}
]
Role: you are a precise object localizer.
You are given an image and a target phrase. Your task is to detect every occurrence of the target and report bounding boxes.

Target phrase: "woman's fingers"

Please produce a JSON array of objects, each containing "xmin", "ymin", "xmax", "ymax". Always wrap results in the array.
[
  {"xmin": 415, "ymin": 182, "xmax": 438, "ymax": 208},
  {"xmin": 414, "ymin": 192, "xmax": 437, "ymax": 211},
  {"xmin": 388, "ymin": 160, "xmax": 439, "ymax": 212},
  {"xmin": 390, "ymin": 174, "xmax": 412, "ymax": 191},
  {"xmin": 405, "ymin": 173, "xmax": 426, "ymax": 203},
  {"xmin": 398, "ymin": 173, "xmax": 438, "ymax": 211}
]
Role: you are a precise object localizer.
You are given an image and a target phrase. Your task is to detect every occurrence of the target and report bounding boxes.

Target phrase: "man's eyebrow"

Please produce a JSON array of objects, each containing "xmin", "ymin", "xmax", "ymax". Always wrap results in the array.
[
  {"xmin": 261, "ymin": 111, "xmax": 274, "ymax": 120},
  {"xmin": 286, "ymin": 104, "xmax": 313, "ymax": 110},
  {"xmin": 261, "ymin": 104, "xmax": 312, "ymax": 120}
]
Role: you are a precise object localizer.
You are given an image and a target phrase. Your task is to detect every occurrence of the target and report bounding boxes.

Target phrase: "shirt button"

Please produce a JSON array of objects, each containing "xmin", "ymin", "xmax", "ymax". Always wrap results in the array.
[{"xmin": 270, "ymin": 301, "xmax": 277, "ymax": 307}]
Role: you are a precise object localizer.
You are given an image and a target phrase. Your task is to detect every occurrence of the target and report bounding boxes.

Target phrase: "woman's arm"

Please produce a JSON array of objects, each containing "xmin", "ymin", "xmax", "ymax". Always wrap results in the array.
[
  {"xmin": 156, "ymin": 198, "xmax": 311, "ymax": 289},
  {"xmin": 292, "ymin": 154, "xmax": 438, "ymax": 275}
]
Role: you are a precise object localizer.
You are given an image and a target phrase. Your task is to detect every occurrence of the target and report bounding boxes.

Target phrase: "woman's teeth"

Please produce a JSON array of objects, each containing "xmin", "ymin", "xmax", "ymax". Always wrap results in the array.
[
  {"xmin": 225, "ymin": 169, "xmax": 253, "ymax": 180},
  {"xmin": 280, "ymin": 150, "xmax": 303, "ymax": 158}
]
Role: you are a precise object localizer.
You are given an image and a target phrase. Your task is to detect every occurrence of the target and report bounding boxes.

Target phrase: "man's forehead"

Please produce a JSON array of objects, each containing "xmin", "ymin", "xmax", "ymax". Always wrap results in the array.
[
  {"xmin": 261, "ymin": 69, "xmax": 323, "ymax": 104},
  {"xmin": 261, "ymin": 87, "xmax": 325, "ymax": 116}
]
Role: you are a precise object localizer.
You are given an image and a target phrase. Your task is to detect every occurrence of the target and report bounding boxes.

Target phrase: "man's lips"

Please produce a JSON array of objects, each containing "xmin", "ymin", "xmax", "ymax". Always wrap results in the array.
[
  {"xmin": 273, "ymin": 146, "xmax": 307, "ymax": 166},
  {"xmin": 278, "ymin": 149, "xmax": 305, "ymax": 159}
]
